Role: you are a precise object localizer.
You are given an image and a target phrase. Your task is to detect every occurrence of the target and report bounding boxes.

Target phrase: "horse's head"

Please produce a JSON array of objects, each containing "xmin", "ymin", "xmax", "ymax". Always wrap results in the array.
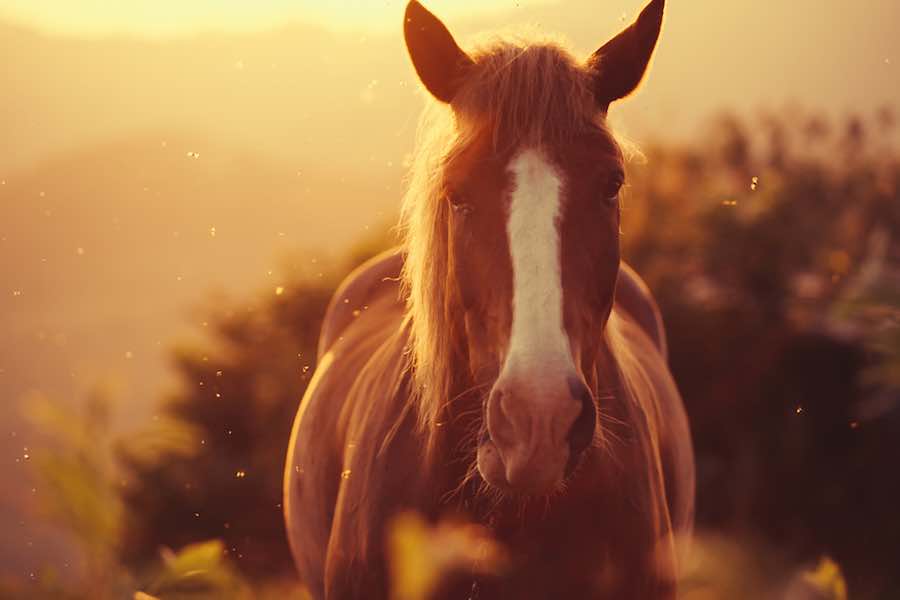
[{"xmin": 403, "ymin": 1, "xmax": 664, "ymax": 495}]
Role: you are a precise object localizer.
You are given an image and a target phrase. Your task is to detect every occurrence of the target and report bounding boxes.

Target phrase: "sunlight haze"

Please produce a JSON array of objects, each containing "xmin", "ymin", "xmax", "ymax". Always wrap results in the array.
[
  {"xmin": 0, "ymin": 0, "xmax": 555, "ymax": 35},
  {"xmin": 1, "ymin": 0, "xmax": 899, "ymax": 586}
]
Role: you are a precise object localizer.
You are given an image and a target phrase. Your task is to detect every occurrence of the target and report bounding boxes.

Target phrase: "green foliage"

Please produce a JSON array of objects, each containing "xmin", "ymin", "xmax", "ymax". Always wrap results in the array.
[
  {"xmin": 137, "ymin": 540, "xmax": 248, "ymax": 600},
  {"xmin": 387, "ymin": 513, "xmax": 507, "ymax": 600},
  {"xmin": 10, "ymin": 389, "xmax": 262, "ymax": 600},
  {"xmin": 830, "ymin": 230, "xmax": 900, "ymax": 391},
  {"xmin": 18, "ymin": 388, "xmax": 129, "ymax": 599}
]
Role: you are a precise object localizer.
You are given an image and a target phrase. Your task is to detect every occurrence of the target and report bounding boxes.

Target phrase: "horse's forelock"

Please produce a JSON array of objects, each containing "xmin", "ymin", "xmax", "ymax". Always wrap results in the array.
[{"xmin": 454, "ymin": 38, "xmax": 597, "ymax": 148}]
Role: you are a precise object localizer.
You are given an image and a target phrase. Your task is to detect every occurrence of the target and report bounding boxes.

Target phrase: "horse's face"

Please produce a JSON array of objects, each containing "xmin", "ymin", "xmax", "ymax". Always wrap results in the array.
[
  {"xmin": 445, "ymin": 133, "xmax": 624, "ymax": 494},
  {"xmin": 405, "ymin": 0, "xmax": 664, "ymax": 494}
]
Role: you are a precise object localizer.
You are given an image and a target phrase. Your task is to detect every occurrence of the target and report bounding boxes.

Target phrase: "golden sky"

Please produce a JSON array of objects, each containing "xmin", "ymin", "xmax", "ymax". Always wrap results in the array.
[{"xmin": 0, "ymin": 0, "xmax": 554, "ymax": 35}]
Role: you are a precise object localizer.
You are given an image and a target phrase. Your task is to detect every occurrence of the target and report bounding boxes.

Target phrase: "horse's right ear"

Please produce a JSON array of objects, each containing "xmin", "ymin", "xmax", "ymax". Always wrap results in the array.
[{"xmin": 404, "ymin": 1, "xmax": 474, "ymax": 103}]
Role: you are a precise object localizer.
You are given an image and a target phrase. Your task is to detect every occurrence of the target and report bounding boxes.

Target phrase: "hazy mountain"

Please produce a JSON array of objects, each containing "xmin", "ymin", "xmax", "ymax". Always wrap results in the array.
[{"xmin": 1, "ymin": 132, "xmax": 399, "ymax": 409}]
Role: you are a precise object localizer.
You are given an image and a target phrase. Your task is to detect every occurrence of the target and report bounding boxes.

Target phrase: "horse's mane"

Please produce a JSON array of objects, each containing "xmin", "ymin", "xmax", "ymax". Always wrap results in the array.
[{"xmin": 399, "ymin": 34, "xmax": 606, "ymax": 443}]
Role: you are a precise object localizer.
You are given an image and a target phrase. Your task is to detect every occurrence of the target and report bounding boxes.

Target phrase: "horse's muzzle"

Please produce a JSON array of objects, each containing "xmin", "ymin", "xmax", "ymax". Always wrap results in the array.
[{"xmin": 476, "ymin": 376, "xmax": 596, "ymax": 495}]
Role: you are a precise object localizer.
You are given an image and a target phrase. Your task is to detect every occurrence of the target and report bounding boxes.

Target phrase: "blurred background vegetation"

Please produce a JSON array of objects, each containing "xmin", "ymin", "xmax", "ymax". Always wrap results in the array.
[{"xmin": 2, "ymin": 107, "xmax": 897, "ymax": 599}]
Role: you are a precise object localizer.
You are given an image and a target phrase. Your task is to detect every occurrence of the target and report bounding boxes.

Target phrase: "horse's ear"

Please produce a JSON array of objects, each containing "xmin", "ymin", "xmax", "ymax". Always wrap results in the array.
[
  {"xmin": 404, "ymin": 1, "xmax": 474, "ymax": 103},
  {"xmin": 588, "ymin": 0, "xmax": 665, "ymax": 112}
]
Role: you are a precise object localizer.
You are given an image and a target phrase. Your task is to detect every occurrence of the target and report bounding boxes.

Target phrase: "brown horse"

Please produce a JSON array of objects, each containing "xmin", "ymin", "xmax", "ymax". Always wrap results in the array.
[{"xmin": 284, "ymin": 1, "xmax": 694, "ymax": 597}]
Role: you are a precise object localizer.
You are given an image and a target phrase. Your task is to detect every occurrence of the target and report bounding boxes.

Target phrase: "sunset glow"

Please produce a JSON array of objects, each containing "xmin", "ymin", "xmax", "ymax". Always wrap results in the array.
[{"xmin": 0, "ymin": 0, "xmax": 553, "ymax": 35}]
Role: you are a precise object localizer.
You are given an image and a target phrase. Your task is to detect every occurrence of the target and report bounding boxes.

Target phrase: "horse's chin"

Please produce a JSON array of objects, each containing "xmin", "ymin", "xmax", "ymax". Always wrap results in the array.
[{"xmin": 476, "ymin": 438, "xmax": 568, "ymax": 496}]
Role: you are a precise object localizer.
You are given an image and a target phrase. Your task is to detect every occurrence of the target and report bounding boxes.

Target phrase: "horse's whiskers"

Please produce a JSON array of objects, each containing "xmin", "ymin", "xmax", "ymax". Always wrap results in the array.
[{"xmin": 450, "ymin": 379, "xmax": 493, "ymax": 399}]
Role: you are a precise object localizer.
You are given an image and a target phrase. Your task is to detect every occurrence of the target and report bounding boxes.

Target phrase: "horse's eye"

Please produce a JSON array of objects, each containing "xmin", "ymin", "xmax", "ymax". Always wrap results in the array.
[
  {"xmin": 603, "ymin": 173, "xmax": 624, "ymax": 204},
  {"xmin": 448, "ymin": 192, "xmax": 473, "ymax": 216}
]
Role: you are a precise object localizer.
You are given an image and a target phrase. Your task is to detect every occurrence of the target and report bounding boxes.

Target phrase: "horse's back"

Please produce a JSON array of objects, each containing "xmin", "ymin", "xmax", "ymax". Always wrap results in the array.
[
  {"xmin": 615, "ymin": 262, "xmax": 668, "ymax": 359},
  {"xmin": 317, "ymin": 248, "xmax": 404, "ymax": 357},
  {"xmin": 284, "ymin": 248, "xmax": 406, "ymax": 597}
]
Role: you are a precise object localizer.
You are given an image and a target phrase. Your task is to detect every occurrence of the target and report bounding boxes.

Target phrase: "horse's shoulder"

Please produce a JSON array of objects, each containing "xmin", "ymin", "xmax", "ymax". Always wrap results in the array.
[
  {"xmin": 318, "ymin": 247, "xmax": 404, "ymax": 357},
  {"xmin": 614, "ymin": 262, "xmax": 668, "ymax": 359}
]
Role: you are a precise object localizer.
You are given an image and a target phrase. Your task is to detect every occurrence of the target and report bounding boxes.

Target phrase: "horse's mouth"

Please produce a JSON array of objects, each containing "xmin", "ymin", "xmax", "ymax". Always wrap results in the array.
[{"xmin": 475, "ymin": 431, "xmax": 572, "ymax": 496}]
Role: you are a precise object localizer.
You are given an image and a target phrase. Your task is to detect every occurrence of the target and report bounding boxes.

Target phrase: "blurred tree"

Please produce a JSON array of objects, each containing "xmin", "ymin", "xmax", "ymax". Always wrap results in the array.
[
  {"xmin": 116, "ymin": 271, "xmax": 334, "ymax": 578},
  {"xmin": 117, "ymin": 231, "xmax": 394, "ymax": 580},
  {"xmin": 623, "ymin": 109, "xmax": 900, "ymax": 599}
]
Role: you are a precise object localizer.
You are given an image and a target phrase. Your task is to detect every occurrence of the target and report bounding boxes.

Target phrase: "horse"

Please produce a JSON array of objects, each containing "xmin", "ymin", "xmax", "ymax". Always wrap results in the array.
[{"xmin": 284, "ymin": 1, "xmax": 694, "ymax": 597}]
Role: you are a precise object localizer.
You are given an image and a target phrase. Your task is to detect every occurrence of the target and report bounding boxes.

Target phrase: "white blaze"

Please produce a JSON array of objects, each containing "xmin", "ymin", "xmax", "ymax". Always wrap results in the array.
[{"xmin": 504, "ymin": 148, "xmax": 572, "ymax": 374}]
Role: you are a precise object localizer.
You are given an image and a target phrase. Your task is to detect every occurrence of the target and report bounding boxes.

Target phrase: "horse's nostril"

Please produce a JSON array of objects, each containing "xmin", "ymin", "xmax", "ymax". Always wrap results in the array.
[{"xmin": 567, "ymin": 380, "xmax": 596, "ymax": 458}]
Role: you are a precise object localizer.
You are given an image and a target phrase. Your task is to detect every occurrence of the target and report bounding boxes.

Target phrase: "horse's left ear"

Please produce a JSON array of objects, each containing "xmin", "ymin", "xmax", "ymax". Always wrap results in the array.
[{"xmin": 588, "ymin": 0, "xmax": 665, "ymax": 112}]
